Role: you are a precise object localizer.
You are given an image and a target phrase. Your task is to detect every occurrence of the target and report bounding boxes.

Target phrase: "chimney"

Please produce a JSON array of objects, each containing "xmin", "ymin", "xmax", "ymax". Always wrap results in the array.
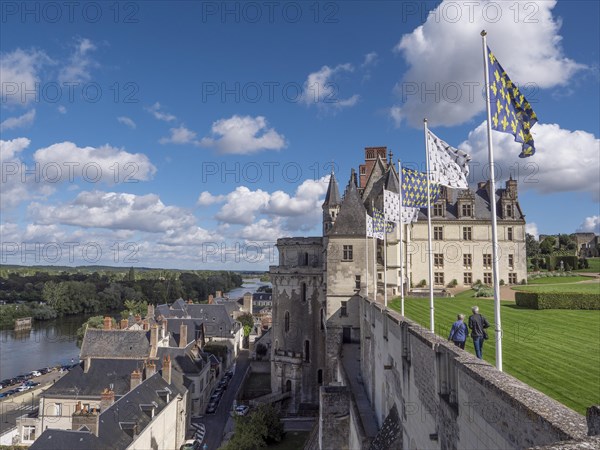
[
  {"xmin": 188, "ymin": 299, "xmax": 193, "ymax": 304},
  {"xmin": 146, "ymin": 304, "xmax": 155, "ymax": 319},
  {"xmin": 145, "ymin": 360, "xmax": 156, "ymax": 378},
  {"xmin": 103, "ymin": 316, "xmax": 112, "ymax": 330},
  {"xmin": 134, "ymin": 314, "xmax": 142, "ymax": 323},
  {"xmin": 130, "ymin": 369, "xmax": 142, "ymax": 391},
  {"xmin": 75, "ymin": 401, "xmax": 82, "ymax": 412},
  {"xmin": 143, "ymin": 319, "xmax": 149, "ymax": 331},
  {"xmin": 162, "ymin": 355, "xmax": 171, "ymax": 384},
  {"xmin": 208, "ymin": 294, "xmax": 214, "ymax": 304},
  {"xmin": 506, "ymin": 176, "xmax": 518, "ymax": 198},
  {"xmin": 100, "ymin": 388, "xmax": 115, "ymax": 412},
  {"xmin": 150, "ymin": 324, "xmax": 158, "ymax": 352},
  {"xmin": 243, "ymin": 293, "xmax": 252, "ymax": 312},
  {"xmin": 72, "ymin": 407, "xmax": 99, "ymax": 436},
  {"xmin": 179, "ymin": 323, "xmax": 187, "ymax": 348},
  {"xmin": 120, "ymin": 319, "xmax": 128, "ymax": 329},
  {"xmin": 216, "ymin": 290, "xmax": 222, "ymax": 298}
]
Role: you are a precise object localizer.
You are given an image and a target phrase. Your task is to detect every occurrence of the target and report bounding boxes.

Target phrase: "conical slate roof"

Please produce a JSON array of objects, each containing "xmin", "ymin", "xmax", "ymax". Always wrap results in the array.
[
  {"xmin": 330, "ymin": 170, "xmax": 367, "ymax": 236},
  {"xmin": 323, "ymin": 171, "xmax": 341, "ymax": 207}
]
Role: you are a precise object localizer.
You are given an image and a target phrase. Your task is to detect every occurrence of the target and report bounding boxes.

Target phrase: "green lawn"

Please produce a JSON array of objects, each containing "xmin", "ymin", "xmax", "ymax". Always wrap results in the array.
[
  {"xmin": 389, "ymin": 291, "xmax": 600, "ymax": 414},
  {"xmin": 514, "ymin": 281, "xmax": 600, "ymax": 294},
  {"xmin": 267, "ymin": 431, "xmax": 309, "ymax": 450},
  {"xmin": 527, "ymin": 276, "xmax": 591, "ymax": 284}
]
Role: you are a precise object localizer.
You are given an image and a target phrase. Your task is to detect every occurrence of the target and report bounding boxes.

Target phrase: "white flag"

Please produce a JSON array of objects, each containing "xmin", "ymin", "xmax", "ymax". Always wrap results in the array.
[
  {"xmin": 401, "ymin": 206, "xmax": 419, "ymax": 224},
  {"xmin": 384, "ymin": 189, "xmax": 400, "ymax": 223},
  {"xmin": 366, "ymin": 213, "xmax": 384, "ymax": 239},
  {"xmin": 427, "ymin": 130, "xmax": 471, "ymax": 189}
]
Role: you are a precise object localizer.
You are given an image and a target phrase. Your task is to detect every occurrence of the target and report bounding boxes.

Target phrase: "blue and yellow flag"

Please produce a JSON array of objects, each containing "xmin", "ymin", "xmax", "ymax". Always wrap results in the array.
[
  {"xmin": 401, "ymin": 167, "xmax": 440, "ymax": 208},
  {"xmin": 373, "ymin": 208, "xmax": 394, "ymax": 234},
  {"xmin": 487, "ymin": 46, "xmax": 538, "ymax": 158}
]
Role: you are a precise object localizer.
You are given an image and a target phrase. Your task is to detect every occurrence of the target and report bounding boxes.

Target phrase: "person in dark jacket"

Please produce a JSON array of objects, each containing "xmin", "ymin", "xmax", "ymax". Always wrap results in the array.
[
  {"xmin": 468, "ymin": 306, "xmax": 490, "ymax": 359},
  {"xmin": 448, "ymin": 314, "xmax": 468, "ymax": 349}
]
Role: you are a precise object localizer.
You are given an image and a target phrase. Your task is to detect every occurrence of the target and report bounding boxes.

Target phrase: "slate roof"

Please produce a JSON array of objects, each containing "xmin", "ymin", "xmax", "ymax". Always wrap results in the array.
[
  {"xmin": 417, "ymin": 184, "xmax": 526, "ymax": 221},
  {"xmin": 42, "ymin": 359, "xmax": 142, "ymax": 398},
  {"xmin": 330, "ymin": 170, "xmax": 367, "ymax": 236},
  {"xmin": 252, "ymin": 293, "xmax": 272, "ymax": 301},
  {"xmin": 323, "ymin": 172, "xmax": 341, "ymax": 206},
  {"xmin": 29, "ymin": 429, "xmax": 107, "ymax": 450},
  {"xmin": 80, "ymin": 329, "xmax": 150, "ymax": 360}
]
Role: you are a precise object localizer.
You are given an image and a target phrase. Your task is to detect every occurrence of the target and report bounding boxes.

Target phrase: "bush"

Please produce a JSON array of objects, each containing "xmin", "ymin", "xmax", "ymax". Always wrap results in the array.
[
  {"xmin": 417, "ymin": 279, "xmax": 426, "ymax": 288},
  {"xmin": 499, "ymin": 279, "xmax": 505, "ymax": 286},
  {"xmin": 515, "ymin": 292, "xmax": 600, "ymax": 310},
  {"xmin": 475, "ymin": 286, "xmax": 494, "ymax": 297},
  {"xmin": 447, "ymin": 279, "xmax": 458, "ymax": 288},
  {"xmin": 520, "ymin": 279, "xmax": 527, "ymax": 285}
]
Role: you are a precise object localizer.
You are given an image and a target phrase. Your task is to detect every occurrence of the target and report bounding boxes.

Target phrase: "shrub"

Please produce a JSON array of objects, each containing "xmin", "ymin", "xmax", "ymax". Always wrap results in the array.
[
  {"xmin": 499, "ymin": 279, "xmax": 505, "ymax": 286},
  {"xmin": 520, "ymin": 279, "xmax": 527, "ymax": 285},
  {"xmin": 475, "ymin": 286, "xmax": 493, "ymax": 297},
  {"xmin": 515, "ymin": 292, "xmax": 600, "ymax": 310},
  {"xmin": 447, "ymin": 279, "xmax": 458, "ymax": 288},
  {"xmin": 417, "ymin": 279, "xmax": 426, "ymax": 288}
]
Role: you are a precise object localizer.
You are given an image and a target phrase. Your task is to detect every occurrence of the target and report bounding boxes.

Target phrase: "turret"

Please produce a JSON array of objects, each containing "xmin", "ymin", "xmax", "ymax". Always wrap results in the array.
[{"xmin": 322, "ymin": 170, "xmax": 341, "ymax": 235}]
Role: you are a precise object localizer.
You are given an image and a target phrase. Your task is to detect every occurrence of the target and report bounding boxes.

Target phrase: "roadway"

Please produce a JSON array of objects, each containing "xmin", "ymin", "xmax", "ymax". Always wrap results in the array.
[{"xmin": 192, "ymin": 350, "xmax": 250, "ymax": 450}]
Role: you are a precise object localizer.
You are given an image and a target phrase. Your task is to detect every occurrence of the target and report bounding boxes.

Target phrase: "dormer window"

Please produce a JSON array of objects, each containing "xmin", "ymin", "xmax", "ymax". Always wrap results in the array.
[
  {"xmin": 433, "ymin": 203, "xmax": 444, "ymax": 217},
  {"xmin": 506, "ymin": 204, "xmax": 514, "ymax": 218},
  {"xmin": 461, "ymin": 203, "xmax": 472, "ymax": 217}
]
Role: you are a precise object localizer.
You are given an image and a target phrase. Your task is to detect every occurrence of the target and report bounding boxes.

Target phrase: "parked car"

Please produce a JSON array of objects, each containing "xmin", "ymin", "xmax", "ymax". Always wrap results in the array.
[
  {"xmin": 235, "ymin": 405, "xmax": 250, "ymax": 416},
  {"xmin": 0, "ymin": 393, "xmax": 8, "ymax": 399},
  {"xmin": 5, "ymin": 389, "xmax": 18, "ymax": 396},
  {"xmin": 179, "ymin": 439, "xmax": 201, "ymax": 450},
  {"xmin": 29, "ymin": 371, "xmax": 41, "ymax": 377},
  {"xmin": 17, "ymin": 385, "xmax": 31, "ymax": 392},
  {"xmin": 25, "ymin": 381, "xmax": 40, "ymax": 387},
  {"xmin": 38, "ymin": 368, "xmax": 51, "ymax": 375},
  {"xmin": 205, "ymin": 402, "xmax": 217, "ymax": 414},
  {"xmin": 1, "ymin": 379, "xmax": 12, "ymax": 387},
  {"xmin": 218, "ymin": 379, "xmax": 228, "ymax": 389}
]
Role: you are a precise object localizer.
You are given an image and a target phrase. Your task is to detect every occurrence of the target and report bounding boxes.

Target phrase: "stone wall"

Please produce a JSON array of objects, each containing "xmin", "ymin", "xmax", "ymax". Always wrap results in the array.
[{"xmin": 355, "ymin": 296, "xmax": 588, "ymax": 450}]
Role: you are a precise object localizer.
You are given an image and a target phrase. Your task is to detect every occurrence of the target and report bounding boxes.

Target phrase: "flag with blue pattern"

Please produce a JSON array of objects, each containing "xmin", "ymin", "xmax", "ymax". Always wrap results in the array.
[
  {"xmin": 373, "ymin": 208, "xmax": 394, "ymax": 235},
  {"xmin": 487, "ymin": 46, "xmax": 538, "ymax": 158},
  {"xmin": 401, "ymin": 167, "xmax": 440, "ymax": 208}
]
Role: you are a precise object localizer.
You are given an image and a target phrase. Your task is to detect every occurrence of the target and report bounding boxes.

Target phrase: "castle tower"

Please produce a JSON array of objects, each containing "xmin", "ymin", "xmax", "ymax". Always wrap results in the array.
[{"xmin": 322, "ymin": 170, "xmax": 341, "ymax": 236}]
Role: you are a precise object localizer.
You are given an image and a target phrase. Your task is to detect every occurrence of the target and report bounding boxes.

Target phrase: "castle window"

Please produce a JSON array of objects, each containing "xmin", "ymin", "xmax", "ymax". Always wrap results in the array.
[
  {"xmin": 304, "ymin": 340, "xmax": 310, "ymax": 362},
  {"xmin": 464, "ymin": 272, "xmax": 472, "ymax": 285},
  {"xmin": 343, "ymin": 245, "xmax": 353, "ymax": 261},
  {"xmin": 506, "ymin": 204, "xmax": 514, "ymax": 218},
  {"xmin": 462, "ymin": 226, "xmax": 472, "ymax": 241},
  {"xmin": 509, "ymin": 273, "xmax": 518, "ymax": 284},
  {"xmin": 508, "ymin": 254, "xmax": 514, "ymax": 269},
  {"xmin": 303, "ymin": 252, "xmax": 309, "ymax": 265},
  {"xmin": 433, "ymin": 203, "xmax": 444, "ymax": 217},
  {"xmin": 54, "ymin": 403, "xmax": 62, "ymax": 416},
  {"xmin": 301, "ymin": 283, "xmax": 307, "ymax": 302},
  {"xmin": 355, "ymin": 275, "xmax": 361, "ymax": 290},
  {"xmin": 483, "ymin": 254, "xmax": 492, "ymax": 269},
  {"xmin": 463, "ymin": 254, "xmax": 472, "ymax": 269},
  {"xmin": 461, "ymin": 203, "xmax": 473, "ymax": 217},
  {"xmin": 284, "ymin": 311, "xmax": 290, "ymax": 333},
  {"xmin": 340, "ymin": 301, "xmax": 348, "ymax": 317},
  {"xmin": 434, "ymin": 272, "xmax": 444, "ymax": 285},
  {"xmin": 484, "ymin": 272, "xmax": 492, "ymax": 285},
  {"xmin": 434, "ymin": 253, "xmax": 444, "ymax": 268},
  {"xmin": 434, "ymin": 226, "xmax": 443, "ymax": 240},
  {"xmin": 360, "ymin": 166, "xmax": 366, "ymax": 174},
  {"xmin": 320, "ymin": 308, "xmax": 324, "ymax": 330},
  {"xmin": 507, "ymin": 227, "xmax": 514, "ymax": 241},
  {"xmin": 317, "ymin": 369, "xmax": 323, "ymax": 385}
]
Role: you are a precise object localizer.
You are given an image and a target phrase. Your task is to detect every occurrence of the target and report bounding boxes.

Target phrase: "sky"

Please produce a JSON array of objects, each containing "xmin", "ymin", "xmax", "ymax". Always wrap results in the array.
[{"xmin": 1, "ymin": 0, "xmax": 599, "ymax": 270}]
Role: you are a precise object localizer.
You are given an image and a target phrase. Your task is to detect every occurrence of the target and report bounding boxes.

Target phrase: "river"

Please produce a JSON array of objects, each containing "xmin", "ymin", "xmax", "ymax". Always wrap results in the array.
[{"xmin": 0, "ymin": 278, "xmax": 270, "ymax": 380}]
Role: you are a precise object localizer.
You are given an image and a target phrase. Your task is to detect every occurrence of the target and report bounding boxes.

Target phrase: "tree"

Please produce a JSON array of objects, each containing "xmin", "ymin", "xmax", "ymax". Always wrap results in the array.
[
  {"xmin": 540, "ymin": 236, "xmax": 556, "ymax": 255},
  {"xmin": 526, "ymin": 233, "xmax": 540, "ymax": 258},
  {"xmin": 121, "ymin": 299, "xmax": 148, "ymax": 318},
  {"xmin": 255, "ymin": 343, "xmax": 268, "ymax": 359},
  {"xmin": 127, "ymin": 267, "xmax": 136, "ymax": 282},
  {"xmin": 238, "ymin": 313, "xmax": 254, "ymax": 330},
  {"xmin": 220, "ymin": 404, "xmax": 283, "ymax": 450}
]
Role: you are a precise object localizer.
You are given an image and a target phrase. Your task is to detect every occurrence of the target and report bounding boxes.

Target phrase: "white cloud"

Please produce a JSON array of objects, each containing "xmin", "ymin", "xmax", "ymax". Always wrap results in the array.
[
  {"xmin": 146, "ymin": 102, "xmax": 176, "ymax": 122},
  {"xmin": 33, "ymin": 141, "xmax": 157, "ymax": 183},
  {"xmin": 117, "ymin": 116, "xmax": 136, "ymax": 129},
  {"xmin": 459, "ymin": 122, "xmax": 600, "ymax": 200},
  {"xmin": 199, "ymin": 115, "xmax": 286, "ymax": 154},
  {"xmin": 526, "ymin": 223, "xmax": 539, "ymax": 239},
  {"xmin": 240, "ymin": 218, "xmax": 285, "ymax": 242},
  {"xmin": 159, "ymin": 226, "xmax": 218, "ymax": 246},
  {"xmin": 0, "ymin": 48, "xmax": 52, "ymax": 105},
  {"xmin": 391, "ymin": 0, "xmax": 585, "ymax": 127},
  {"xmin": 301, "ymin": 63, "xmax": 359, "ymax": 110},
  {"xmin": 0, "ymin": 109, "xmax": 36, "ymax": 132},
  {"xmin": 58, "ymin": 38, "xmax": 98, "ymax": 84},
  {"xmin": 362, "ymin": 52, "xmax": 378, "ymax": 68},
  {"xmin": 57, "ymin": 105, "xmax": 67, "ymax": 114},
  {"xmin": 197, "ymin": 191, "xmax": 226, "ymax": 206},
  {"xmin": 159, "ymin": 125, "xmax": 197, "ymax": 145},
  {"xmin": 215, "ymin": 186, "xmax": 271, "ymax": 225},
  {"xmin": 29, "ymin": 191, "xmax": 196, "ymax": 233},
  {"xmin": 577, "ymin": 216, "xmax": 600, "ymax": 234},
  {"xmin": 0, "ymin": 137, "xmax": 30, "ymax": 162}
]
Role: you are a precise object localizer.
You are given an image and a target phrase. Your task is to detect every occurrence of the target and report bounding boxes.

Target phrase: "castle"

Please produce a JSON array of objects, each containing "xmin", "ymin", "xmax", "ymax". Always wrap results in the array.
[{"xmin": 270, "ymin": 148, "xmax": 598, "ymax": 449}]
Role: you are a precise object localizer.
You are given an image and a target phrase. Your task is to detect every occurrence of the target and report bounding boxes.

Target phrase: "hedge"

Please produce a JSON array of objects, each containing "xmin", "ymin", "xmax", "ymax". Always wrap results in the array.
[{"xmin": 515, "ymin": 291, "xmax": 600, "ymax": 310}]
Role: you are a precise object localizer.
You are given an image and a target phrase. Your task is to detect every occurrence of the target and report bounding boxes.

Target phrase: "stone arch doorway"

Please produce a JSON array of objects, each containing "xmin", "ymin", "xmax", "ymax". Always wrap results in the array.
[{"xmin": 285, "ymin": 380, "xmax": 292, "ymax": 392}]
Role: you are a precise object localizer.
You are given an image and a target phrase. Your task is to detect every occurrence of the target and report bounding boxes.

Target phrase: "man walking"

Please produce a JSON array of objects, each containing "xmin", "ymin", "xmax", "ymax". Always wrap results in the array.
[
  {"xmin": 448, "ymin": 314, "xmax": 468, "ymax": 349},
  {"xmin": 468, "ymin": 306, "xmax": 490, "ymax": 359}
]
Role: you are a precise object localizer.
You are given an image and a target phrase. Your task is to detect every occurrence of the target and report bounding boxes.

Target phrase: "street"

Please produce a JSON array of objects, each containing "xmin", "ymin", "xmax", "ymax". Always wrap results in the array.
[{"xmin": 192, "ymin": 350, "xmax": 250, "ymax": 450}]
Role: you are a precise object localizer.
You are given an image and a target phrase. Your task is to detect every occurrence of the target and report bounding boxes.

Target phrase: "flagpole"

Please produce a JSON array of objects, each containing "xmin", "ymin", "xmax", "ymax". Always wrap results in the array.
[
  {"xmin": 371, "ymin": 200, "xmax": 377, "ymax": 302},
  {"xmin": 398, "ymin": 160, "xmax": 405, "ymax": 317},
  {"xmin": 481, "ymin": 30, "xmax": 503, "ymax": 371},
  {"xmin": 423, "ymin": 118, "xmax": 435, "ymax": 332},
  {"xmin": 384, "ymin": 217, "xmax": 388, "ymax": 308},
  {"xmin": 365, "ymin": 213, "xmax": 369, "ymax": 299}
]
